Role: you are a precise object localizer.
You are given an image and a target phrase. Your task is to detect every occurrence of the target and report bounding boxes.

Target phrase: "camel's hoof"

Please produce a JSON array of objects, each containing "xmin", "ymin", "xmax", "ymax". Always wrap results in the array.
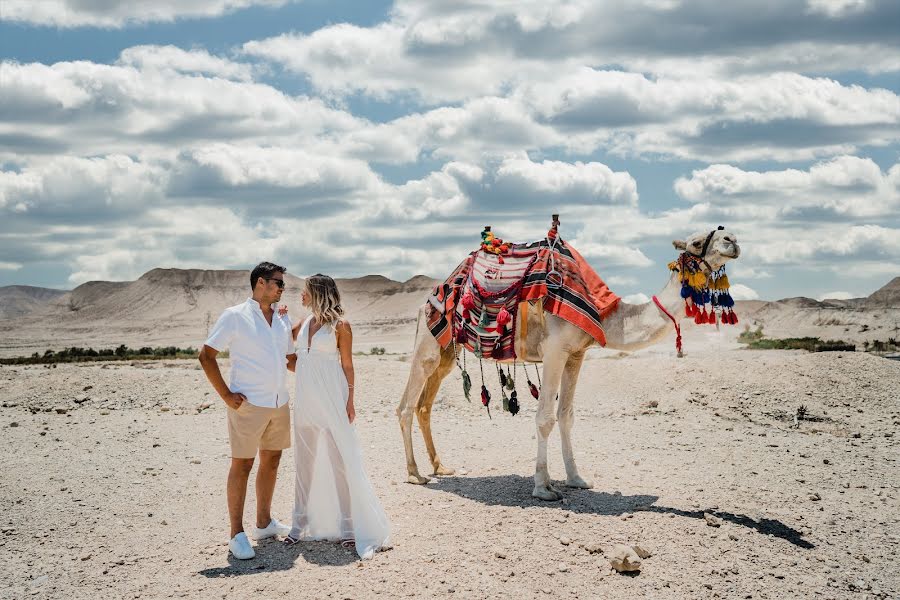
[
  {"xmin": 565, "ymin": 476, "xmax": 594, "ymax": 489},
  {"xmin": 407, "ymin": 474, "xmax": 430, "ymax": 485},
  {"xmin": 432, "ymin": 465, "xmax": 455, "ymax": 477},
  {"xmin": 532, "ymin": 486, "xmax": 563, "ymax": 501}
]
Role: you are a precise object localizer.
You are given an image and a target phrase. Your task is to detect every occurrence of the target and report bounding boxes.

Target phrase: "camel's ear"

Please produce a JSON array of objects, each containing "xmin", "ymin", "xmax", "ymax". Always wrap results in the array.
[{"xmin": 672, "ymin": 239, "xmax": 687, "ymax": 250}]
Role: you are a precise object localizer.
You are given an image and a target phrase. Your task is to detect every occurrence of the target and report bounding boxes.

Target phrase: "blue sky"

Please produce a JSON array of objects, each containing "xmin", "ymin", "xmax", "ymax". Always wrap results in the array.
[{"xmin": 1, "ymin": 0, "xmax": 898, "ymax": 302}]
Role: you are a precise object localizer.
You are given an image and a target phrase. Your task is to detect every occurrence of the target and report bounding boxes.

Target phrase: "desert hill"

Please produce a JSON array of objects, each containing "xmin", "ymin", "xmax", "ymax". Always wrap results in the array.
[
  {"xmin": 0, "ymin": 286, "xmax": 68, "ymax": 319},
  {"xmin": 738, "ymin": 277, "xmax": 900, "ymax": 345},
  {"xmin": 0, "ymin": 269, "xmax": 438, "ymax": 357}
]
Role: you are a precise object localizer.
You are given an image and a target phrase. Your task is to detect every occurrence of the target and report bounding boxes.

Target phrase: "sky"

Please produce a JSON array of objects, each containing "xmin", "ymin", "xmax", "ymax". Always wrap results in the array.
[{"xmin": 1, "ymin": 0, "xmax": 899, "ymax": 303}]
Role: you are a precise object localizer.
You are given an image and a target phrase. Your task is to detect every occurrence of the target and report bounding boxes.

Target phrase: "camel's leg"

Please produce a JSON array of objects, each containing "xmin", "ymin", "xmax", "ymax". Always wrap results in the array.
[
  {"xmin": 558, "ymin": 351, "xmax": 592, "ymax": 489},
  {"xmin": 533, "ymin": 352, "xmax": 568, "ymax": 501},
  {"xmin": 397, "ymin": 307, "xmax": 442, "ymax": 485},
  {"xmin": 416, "ymin": 343, "xmax": 458, "ymax": 476}
]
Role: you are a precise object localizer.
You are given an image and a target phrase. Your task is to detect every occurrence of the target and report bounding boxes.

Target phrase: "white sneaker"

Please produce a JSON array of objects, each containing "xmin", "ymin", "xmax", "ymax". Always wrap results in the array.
[
  {"xmin": 229, "ymin": 532, "xmax": 255, "ymax": 560},
  {"xmin": 251, "ymin": 518, "xmax": 291, "ymax": 541}
]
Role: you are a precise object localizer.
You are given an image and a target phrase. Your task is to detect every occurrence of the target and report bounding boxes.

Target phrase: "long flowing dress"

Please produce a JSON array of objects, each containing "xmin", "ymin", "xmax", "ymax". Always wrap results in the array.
[{"xmin": 289, "ymin": 316, "xmax": 391, "ymax": 559}]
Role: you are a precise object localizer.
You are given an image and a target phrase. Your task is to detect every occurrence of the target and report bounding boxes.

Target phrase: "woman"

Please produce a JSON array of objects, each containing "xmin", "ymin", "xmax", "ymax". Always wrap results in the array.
[{"xmin": 283, "ymin": 274, "xmax": 390, "ymax": 560}]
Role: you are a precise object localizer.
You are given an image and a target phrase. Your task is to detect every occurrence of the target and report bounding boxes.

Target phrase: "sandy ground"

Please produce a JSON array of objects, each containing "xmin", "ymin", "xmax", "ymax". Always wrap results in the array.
[{"xmin": 1, "ymin": 341, "xmax": 899, "ymax": 599}]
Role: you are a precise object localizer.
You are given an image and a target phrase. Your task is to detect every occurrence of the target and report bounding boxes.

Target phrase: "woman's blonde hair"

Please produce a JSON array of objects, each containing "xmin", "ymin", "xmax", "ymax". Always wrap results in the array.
[{"xmin": 305, "ymin": 274, "xmax": 344, "ymax": 325}]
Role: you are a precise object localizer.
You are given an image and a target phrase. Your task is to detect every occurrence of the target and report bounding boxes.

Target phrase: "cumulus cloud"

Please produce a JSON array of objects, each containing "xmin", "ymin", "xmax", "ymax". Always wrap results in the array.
[
  {"xmin": 2, "ymin": 0, "xmax": 297, "ymax": 28},
  {"xmin": 730, "ymin": 284, "xmax": 760, "ymax": 301},
  {"xmin": 118, "ymin": 45, "xmax": 257, "ymax": 81},
  {"xmin": 622, "ymin": 293, "xmax": 651, "ymax": 304},
  {"xmin": 0, "ymin": 57, "xmax": 364, "ymax": 161},
  {"xmin": 674, "ymin": 156, "xmax": 900, "ymax": 220}
]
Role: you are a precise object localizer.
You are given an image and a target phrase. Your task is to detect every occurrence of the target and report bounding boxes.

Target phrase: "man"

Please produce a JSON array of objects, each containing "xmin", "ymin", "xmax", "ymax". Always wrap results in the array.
[{"xmin": 199, "ymin": 262, "xmax": 297, "ymax": 560}]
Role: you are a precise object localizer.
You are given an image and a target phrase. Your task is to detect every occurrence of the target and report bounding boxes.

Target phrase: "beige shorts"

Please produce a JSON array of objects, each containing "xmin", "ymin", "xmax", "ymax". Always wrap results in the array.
[{"xmin": 227, "ymin": 402, "xmax": 291, "ymax": 459}]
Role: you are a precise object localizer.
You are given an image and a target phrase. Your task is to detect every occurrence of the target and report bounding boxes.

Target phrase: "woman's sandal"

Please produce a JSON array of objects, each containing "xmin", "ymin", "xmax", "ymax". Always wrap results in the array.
[
  {"xmin": 283, "ymin": 535, "xmax": 301, "ymax": 546},
  {"xmin": 339, "ymin": 538, "xmax": 355, "ymax": 549}
]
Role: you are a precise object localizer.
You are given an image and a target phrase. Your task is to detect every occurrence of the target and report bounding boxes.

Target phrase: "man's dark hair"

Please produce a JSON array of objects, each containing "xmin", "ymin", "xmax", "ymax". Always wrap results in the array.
[{"xmin": 250, "ymin": 262, "xmax": 287, "ymax": 290}]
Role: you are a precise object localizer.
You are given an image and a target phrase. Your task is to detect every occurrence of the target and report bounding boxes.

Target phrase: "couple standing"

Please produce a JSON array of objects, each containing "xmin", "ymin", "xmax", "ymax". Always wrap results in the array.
[{"xmin": 198, "ymin": 262, "xmax": 390, "ymax": 561}]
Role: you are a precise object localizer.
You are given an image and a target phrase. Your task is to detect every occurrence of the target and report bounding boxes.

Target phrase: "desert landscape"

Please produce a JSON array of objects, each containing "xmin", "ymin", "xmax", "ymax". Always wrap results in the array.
[{"xmin": 1, "ymin": 270, "xmax": 899, "ymax": 599}]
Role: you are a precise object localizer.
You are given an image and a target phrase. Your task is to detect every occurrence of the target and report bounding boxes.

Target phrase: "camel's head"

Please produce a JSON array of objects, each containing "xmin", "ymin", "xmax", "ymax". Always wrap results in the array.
[{"xmin": 673, "ymin": 226, "xmax": 740, "ymax": 271}]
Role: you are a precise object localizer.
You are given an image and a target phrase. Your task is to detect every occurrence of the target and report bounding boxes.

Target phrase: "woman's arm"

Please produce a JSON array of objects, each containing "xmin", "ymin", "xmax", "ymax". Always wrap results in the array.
[{"xmin": 335, "ymin": 319, "xmax": 355, "ymax": 424}]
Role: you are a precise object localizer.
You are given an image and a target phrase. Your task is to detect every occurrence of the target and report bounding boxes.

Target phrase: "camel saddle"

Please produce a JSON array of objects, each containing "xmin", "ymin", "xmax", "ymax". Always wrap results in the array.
[{"xmin": 427, "ymin": 229, "xmax": 620, "ymax": 361}]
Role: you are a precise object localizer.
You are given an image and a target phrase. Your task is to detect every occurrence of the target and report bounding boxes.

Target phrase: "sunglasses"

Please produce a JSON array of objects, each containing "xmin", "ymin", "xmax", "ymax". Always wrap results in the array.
[{"xmin": 263, "ymin": 277, "xmax": 285, "ymax": 289}]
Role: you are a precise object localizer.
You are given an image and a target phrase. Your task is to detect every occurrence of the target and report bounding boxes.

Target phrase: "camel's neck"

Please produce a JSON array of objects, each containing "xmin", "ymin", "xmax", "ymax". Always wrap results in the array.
[{"xmin": 602, "ymin": 270, "xmax": 684, "ymax": 352}]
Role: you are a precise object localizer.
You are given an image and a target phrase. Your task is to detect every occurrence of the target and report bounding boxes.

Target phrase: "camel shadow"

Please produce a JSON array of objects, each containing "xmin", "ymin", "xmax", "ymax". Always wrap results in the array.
[
  {"xmin": 197, "ymin": 538, "xmax": 358, "ymax": 578},
  {"xmin": 429, "ymin": 474, "xmax": 814, "ymax": 550}
]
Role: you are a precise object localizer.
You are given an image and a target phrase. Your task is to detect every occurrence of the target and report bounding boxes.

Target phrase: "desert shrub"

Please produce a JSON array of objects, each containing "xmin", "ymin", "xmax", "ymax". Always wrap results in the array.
[{"xmin": 369, "ymin": 346, "xmax": 386, "ymax": 355}]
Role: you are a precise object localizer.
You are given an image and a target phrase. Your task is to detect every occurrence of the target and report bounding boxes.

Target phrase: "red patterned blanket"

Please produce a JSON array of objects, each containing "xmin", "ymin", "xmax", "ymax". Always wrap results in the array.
[{"xmin": 427, "ymin": 234, "xmax": 620, "ymax": 360}]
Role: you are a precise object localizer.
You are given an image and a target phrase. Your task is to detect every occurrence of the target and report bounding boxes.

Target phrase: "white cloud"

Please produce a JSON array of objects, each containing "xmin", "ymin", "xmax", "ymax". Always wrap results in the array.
[
  {"xmin": 817, "ymin": 290, "xmax": 855, "ymax": 300},
  {"xmin": 730, "ymin": 283, "xmax": 760, "ymax": 300},
  {"xmin": 0, "ymin": 155, "xmax": 165, "ymax": 217},
  {"xmin": 118, "ymin": 45, "xmax": 257, "ymax": 81},
  {"xmin": 806, "ymin": 0, "xmax": 869, "ymax": 18},
  {"xmin": 493, "ymin": 157, "xmax": 638, "ymax": 206},
  {"xmin": 2, "ymin": 0, "xmax": 296, "ymax": 28},
  {"xmin": 0, "ymin": 262, "xmax": 23, "ymax": 271},
  {"xmin": 0, "ymin": 58, "xmax": 364, "ymax": 162},
  {"xmin": 622, "ymin": 292, "xmax": 650, "ymax": 304},
  {"xmin": 674, "ymin": 156, "xmax": 900, "ymax": 219}
]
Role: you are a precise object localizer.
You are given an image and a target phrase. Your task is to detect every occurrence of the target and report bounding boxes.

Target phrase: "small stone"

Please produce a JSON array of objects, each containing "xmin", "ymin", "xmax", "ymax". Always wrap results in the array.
[
  {"xmin": 8, "ymin": 422, "xmax": 18, "ymax": 428},
  {"xmin": 584, "ymin": 542, "xmax": 603, "ymax": 555},
  {"xmin": 728, "ymin": 533, "xmax": 738, "ymax": 541},
  {"xmin": 99, "ymin": 410, "xmax": 110, "ymax": 415},
  {"xmin": 494, "ymin": 549, "xmax": 506, "ymax": 559},
  {"xmin": 83, "ymin": 385, "xmax": 93, "ymax": 391},
  {"xmin": 159, "ymin": 407, "xmax": 170, "ymax": 412},
  {"xmin": 557, "ymin": 563, "xmax": 569, "ymax": 573},
  {"xmin": 631, "ymin": 544, "xmax": 652, "ymax": 559},
  {"xmin": 54, "ymin": 407, "xmax": 68, "ymax": 414},
  {"xmin": 80, "ymin": 553, "xmax": 91, "ymax": 561},
  {"xmin": 823, "ymin": 459, "xmax": 830, "ymax": 465},
  {"xmin": 809, "ymin": 493, "xmax": 821, "ymax": 501},
  {"xmin": 190, "ymin": 459, "xmax": 201, "ymax": 464},
  {"xmin": 74, "ymin": 394, "xmax": 89, "ymax": 404},
  {"xmin": 609, "ymin": 544, "xmax": 641, "ymax": 573},
  {"xmin": 559, "ymin": 537, "xmax": 571, "ymax": 546},
  {"xmin": 704, "ymin": 513, "xmax": 723, "ymax": 527},
  {"xmin": 649, "ymin": 400, "xmax": 659, "ymax": 408}
]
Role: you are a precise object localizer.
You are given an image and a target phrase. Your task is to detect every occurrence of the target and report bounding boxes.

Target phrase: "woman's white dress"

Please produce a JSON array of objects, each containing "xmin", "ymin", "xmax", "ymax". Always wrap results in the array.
[{"xmin": 290, "ymin": 316, "xmax": 391, "ymax": 559}]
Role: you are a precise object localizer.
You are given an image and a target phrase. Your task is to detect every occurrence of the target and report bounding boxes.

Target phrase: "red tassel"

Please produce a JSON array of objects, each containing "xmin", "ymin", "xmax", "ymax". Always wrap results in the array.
[
  {"xmin": 455, "ymin": 327, "xmax": 467, "ymax": 343},
  {"xmin": 491, "ymin": 345, "xmax": 504, "ymax": 359},
  {"xmin": 496, "ymin": 306, "xmax": 511, "ymax": 332},
  {"xmin": 497, "ymin": 256, "xmax": 505, "ymax": 264},
  {"xmin": 731, "ymin": 311, "xmax": 739, "ymax": 324},
  {"xmin": 529, "ymin": 382, "xmax": 539, "ymax": 399},
  {"xmin": 695, "ymin": 308, "xmax": 704, "ymax": 325},
  {"xmin": 685, "ymin": 301, "xmax": 692, "ymax": 318},
  {"xmin": 709, "ymin": 310, "xmax": 716, "ymax": 324},
  {"xmin": 461, "ymin": 289, "xmax": 475, "ymax": 309},
  {"xmin": 462, "ymin": 309, "xmax": 471, "ymax": 321}
]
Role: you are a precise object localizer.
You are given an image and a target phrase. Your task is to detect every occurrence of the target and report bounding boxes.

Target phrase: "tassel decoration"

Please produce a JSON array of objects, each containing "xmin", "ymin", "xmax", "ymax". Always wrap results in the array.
[
  {"xmin": 461, "ymin": 370, "xmax": 472, "ymax": 401},
  {"xmin": 496, "ymin": 306, "xmax": 511, "ymax": 332},
  {"xmin": 508, "ymin": 390, "xmax": 520, "ymax": 415},
  {"xmin": 480, "ymin": 385, "xmax": 492, "ymax": 419}
]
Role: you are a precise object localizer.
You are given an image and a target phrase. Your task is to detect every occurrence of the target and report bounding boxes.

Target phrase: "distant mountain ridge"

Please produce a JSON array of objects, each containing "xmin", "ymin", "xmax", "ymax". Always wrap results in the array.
[
  {"xmin": 0, "ymin": 269, "xmax": 440, "ymax": 357},
  {"xmin": 1, "ymin": 270, "xmax": 897, "ymax": 356}
]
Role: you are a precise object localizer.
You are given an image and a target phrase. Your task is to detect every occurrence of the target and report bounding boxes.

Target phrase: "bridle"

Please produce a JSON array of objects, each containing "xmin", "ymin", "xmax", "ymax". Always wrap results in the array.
[{"xmin": 691, "ymin": 225, "xmax": 725, "ymax": 272}]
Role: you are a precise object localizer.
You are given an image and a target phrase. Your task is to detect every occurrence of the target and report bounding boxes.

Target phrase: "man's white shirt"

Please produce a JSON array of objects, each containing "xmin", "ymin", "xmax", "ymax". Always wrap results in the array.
[{"xmin": 205, "ymin": 298, "xmax": 294, "ymax": 408}]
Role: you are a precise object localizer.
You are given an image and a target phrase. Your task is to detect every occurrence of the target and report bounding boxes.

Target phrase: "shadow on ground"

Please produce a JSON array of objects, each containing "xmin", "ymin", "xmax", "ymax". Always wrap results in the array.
[
  {"xmin": 197, "ymin": 538, "xmax": 358, "ymax": 578},
  {"xmin": 429, "ymin": 474, "xmax": 814, "ymax": 549}
]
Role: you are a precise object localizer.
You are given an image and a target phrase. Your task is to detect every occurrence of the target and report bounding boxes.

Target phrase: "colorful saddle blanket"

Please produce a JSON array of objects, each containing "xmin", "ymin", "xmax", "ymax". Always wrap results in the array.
[{"xmin": 427, "ymin": 236, "xmax": 620, "ymax": 360}]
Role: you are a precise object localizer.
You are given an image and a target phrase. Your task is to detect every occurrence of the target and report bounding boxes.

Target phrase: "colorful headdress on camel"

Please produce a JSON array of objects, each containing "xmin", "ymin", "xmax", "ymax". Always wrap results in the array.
[{"xmin": 668, "ymin": 226, "xmax": 738, "ymax": 326}]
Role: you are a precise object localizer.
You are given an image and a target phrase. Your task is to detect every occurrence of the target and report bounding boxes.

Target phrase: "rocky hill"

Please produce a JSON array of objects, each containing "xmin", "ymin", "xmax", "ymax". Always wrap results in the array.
[
  {"xmin": 0, "ymin": 286, "xmax": 68, "ymax": 319},
  {"xmin": 0, "ymin": 269, "xmax": 438, "ymax": 357}
]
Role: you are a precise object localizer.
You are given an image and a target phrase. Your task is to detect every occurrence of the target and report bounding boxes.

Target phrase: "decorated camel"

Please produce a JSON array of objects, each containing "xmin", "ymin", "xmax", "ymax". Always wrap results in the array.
[{"xmin": 397, "ymin": 217, "xmax": 741, "ymax": 500}]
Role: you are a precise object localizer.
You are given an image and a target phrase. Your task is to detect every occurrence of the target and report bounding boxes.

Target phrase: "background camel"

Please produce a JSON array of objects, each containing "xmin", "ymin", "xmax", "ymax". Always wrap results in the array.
[{"xmin": 397, "ymin": 228, "xmax": 741, "ymax": 500}]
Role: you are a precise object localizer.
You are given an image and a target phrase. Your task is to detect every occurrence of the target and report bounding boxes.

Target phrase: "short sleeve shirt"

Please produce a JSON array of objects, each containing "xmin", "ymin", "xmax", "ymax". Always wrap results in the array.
[{"xmin": 205, "ymin": 299, "xmax": 295, "ymax": 408}]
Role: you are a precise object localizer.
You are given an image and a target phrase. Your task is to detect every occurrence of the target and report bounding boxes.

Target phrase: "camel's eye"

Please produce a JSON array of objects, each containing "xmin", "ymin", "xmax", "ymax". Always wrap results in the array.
[
  {"xmin": 724, "ymin": 237, "xmax": 733, "ymax": 243},
  {"xmin": 692, "ymin": 240, "xmax": 701, "ymax": 247}
]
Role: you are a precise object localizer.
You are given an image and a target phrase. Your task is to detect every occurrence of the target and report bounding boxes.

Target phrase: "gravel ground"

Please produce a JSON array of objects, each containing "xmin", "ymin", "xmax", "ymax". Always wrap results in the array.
[{"xmin": 1, "ymin": 349, "xmax": 898, "ymax": 599}]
